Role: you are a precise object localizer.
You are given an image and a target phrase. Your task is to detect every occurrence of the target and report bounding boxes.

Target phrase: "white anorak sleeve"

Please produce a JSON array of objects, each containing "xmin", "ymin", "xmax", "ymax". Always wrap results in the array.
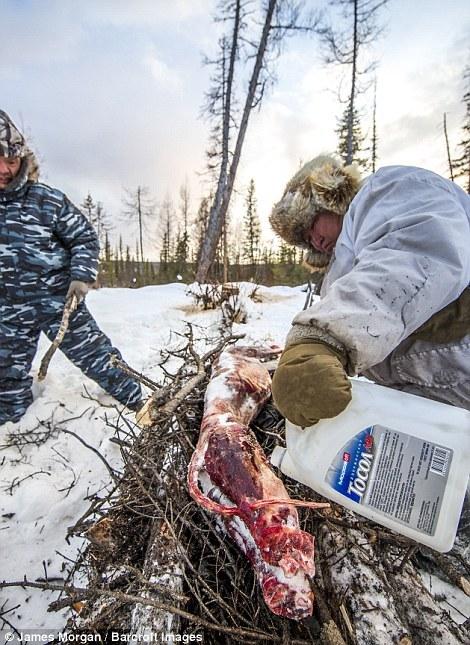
[{"xmin": 287, "ymin": 167, "xmax": 470, "ymax": 373}]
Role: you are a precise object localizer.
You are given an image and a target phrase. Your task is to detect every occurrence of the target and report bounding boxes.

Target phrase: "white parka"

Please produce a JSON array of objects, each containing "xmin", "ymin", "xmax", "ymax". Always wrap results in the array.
[{"xmin": 286, "ymin": 165, "xmax": 470, "ymax": 407}]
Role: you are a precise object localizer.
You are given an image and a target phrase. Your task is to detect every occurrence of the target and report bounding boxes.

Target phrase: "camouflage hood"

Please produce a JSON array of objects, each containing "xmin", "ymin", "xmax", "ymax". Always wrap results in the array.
[
  {"xmin": 0, "ymin": 110, "xmax": 39, "ymax": 183},
  {"xmin": 270, "ymin": 155, "xmax": 362, "ymax": 271}
]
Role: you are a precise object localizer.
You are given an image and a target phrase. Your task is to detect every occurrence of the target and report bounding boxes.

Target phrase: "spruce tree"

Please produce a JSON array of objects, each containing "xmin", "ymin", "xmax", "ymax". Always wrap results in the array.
[
  {"xmin": 319, "ymin": 0, "xmax": 389, "ymax": 168},
  {"xmin": 336, "ymin": 104, "xmax": 367, "ymax": 168},
  {"xmin": 454, "ymin": 65, "xmax": 470, "ymax": 193},
  {"xmin": 242, "ymin": 179, "xmax": 261, "ymax": 265},
  {"xmin": 81, "ymin": 193, "xmax": 96, "ymax": 224}
]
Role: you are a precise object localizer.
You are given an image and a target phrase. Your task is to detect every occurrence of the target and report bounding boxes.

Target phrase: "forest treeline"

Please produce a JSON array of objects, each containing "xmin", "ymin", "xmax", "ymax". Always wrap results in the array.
[
  {"xmin": 81, "ymin": 0, "xmax": 469, "ymax": 287},
  {"xmin": 93, "ymin": 177, "xmax": 311, "ymax": 288}
]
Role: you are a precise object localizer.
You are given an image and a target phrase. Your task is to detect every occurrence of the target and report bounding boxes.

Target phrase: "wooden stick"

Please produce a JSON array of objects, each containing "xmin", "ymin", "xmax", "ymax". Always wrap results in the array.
[{"xmin": 38, "ymin": 295, "xmax": 78, "ymax": 381}]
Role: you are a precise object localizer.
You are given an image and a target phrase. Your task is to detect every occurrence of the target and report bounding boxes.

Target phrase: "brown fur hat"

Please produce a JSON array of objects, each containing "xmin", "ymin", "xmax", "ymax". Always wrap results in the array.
[
  {"xmin": 0, "ymin": 109, "xmax": 39, "ymax": 181},
  {"xmin": 270, "ymin": 155, "xmax": 362, "ymax": 270}
]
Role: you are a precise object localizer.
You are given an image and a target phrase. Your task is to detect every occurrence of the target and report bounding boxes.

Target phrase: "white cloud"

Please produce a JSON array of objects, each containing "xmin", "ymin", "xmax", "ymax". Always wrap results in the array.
[
  {"xmin": 3, "ymin": 0, "xmax": 469, "ymax": 255},
  {"xmin": 84, "ymin": 0, "xmax": 213, "ymax": 27},
  {"xmin": 144, "ymin": 52, "xmax": 181, "ymax": 89}
]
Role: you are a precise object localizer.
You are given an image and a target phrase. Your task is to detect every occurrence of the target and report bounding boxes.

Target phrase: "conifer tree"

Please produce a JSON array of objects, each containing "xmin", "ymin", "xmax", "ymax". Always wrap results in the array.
[
  {"xmin": 176, "ymin": 181, "xmax": 191, "ymax": 268},
  {"xmin": 80, "ymin": 194, "xmax": 112, "ymax": 251},
  {"xmin": 104, "ymin": 232, "xmax": 112, "ymax": 262},
  {"xmin": 319, "ymin": 0, "xmax": 389, "ymax": 168},
  {"xmin": 159, "ymin": 198, "xmax": 174, "ymax": 272},
  {"xmin": 371, "ymin": 78, "xmax": 378, "ymax": 172},
  {"xmin": 242, "ymin": 179, "xmax": 261, "ymax": 265},
  {"xmin": 81, "ymin": 193, "xmax": 96, "ymax": 224},
  {"xmin": 336, "ymin": 105, "xmax": 366, "ymax": 168},
  {"xmin": 454, "ymin": 65, "xmax": 470, "ymax": 193},
  {"xmin": 278, "ymin": 242, "xmax": 290, "ymax": 264}
]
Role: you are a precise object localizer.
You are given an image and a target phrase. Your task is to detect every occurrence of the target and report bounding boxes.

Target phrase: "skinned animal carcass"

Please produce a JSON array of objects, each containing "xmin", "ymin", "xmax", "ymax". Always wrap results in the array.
[{"xmin": 187, "ymin": 345, "xmax": 328, "ymax": 620}]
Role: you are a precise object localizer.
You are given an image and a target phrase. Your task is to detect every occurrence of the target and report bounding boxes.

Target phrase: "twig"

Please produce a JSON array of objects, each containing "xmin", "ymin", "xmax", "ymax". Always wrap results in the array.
[
  {"xmin": 110, "ymin": 355, "xmax": 161, "ymax": 391},
  {"xmin": 60, "ymin": 428, "xmax": 119, "ymax": 481},
  {"xmin": 0, "ymin": 579, "xmax": 310, "ymax": 643},
  {"xmin": 395, "ymin": 544, "xmax": 418, "ymax": 573},
  {"xmin": 421, "ymin": 547, "xmax": 470, "ymax": 596},
  {"xmin": 119, "ymin": 564, "xmax": 189, "ymax": 602},
  {"xmin": 339, "ymin": 603, "xmax": 355, "ymax": 640},
  {"xmin": 38, "ymin": 295, "xmax": 77, "ymax": 381},
  {"xmin": 3, "ymin": 470, "xmax": 51, "ymax": 495},
  {"xmin": 138, "ymin": 330, "xmax": 245, "ymax": 427},
  {"xmin": 0, "ymin": 602, "xmax": 21, "ymax": 636}
]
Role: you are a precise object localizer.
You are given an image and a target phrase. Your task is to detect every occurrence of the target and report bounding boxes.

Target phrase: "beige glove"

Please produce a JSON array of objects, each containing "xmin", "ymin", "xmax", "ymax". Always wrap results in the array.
[{"xmin": 66, "ymin": 280, "xmax": 91, "ymax": 303}]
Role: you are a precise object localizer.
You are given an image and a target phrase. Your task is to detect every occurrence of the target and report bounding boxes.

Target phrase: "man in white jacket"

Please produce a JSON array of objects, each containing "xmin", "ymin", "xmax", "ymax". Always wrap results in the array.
[{"xmin": 269, "ymin": 156, "xmax": 470, "ymax": 427}]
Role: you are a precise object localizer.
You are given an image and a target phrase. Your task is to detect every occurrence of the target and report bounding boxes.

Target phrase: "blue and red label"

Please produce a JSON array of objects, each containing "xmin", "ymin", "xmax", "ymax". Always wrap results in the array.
[
  {"xmin": 326, "ymin": 427, "xmax": 375, "ymax": 504},
  {"xmin": 324, "ymin": 425, "xmax": 452, "ymax": 535}
]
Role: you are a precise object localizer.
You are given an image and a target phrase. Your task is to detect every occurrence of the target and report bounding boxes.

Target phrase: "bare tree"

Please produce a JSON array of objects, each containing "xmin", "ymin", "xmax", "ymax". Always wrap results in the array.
[
  {"xmin": 196, "ymin": 0, "xmax": 320, "ymax": 283},
  {"xmin": 197, "ymin": 0, "xmax": 243, "ymax": 283},
  {"xmin": 122, "ymin": 186, "xmax": 155, "ymax": 262},
  {"xmin": 319, "ymin": 0, "xmax": 389, "ymax": 167},
  {"xmin": 443, "ymin": 112, "xmax": 455, "ymax": 181}
]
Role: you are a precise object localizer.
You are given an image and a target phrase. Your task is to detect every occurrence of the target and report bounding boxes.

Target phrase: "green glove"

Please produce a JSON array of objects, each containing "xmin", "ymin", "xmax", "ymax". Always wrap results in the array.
[{"xmin": 272, "ymin": 342, "xmax": 351, "ymax": 428}]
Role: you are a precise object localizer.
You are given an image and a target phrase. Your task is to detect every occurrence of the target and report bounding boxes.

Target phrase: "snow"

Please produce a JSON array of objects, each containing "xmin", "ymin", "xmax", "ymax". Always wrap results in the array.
[
  {"xmin": 1, "ymin": 282, "xmax": 469, "ymax": 631},
  {"xmin": 419, "ymin": 570, "xmax": 470, "ymax": 625},
  {"xmin": 0, "ymin": 283, "xmax": 303, "ymax": 631}
]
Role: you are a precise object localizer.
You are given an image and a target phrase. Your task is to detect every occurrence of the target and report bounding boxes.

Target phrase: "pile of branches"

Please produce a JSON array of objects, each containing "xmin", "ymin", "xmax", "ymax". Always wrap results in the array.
[{"xmin": 3, "ymin": 328, "xmax": 469, "ymax": 643}]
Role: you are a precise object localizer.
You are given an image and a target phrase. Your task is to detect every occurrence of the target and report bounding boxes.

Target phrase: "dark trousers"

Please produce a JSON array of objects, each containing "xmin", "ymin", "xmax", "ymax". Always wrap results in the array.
[{"xmin": 0, "ymin": 297, "xmax": 141, "ymax": 424}]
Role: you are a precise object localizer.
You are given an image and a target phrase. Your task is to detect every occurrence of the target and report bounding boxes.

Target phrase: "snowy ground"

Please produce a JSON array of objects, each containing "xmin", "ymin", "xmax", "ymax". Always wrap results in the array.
[
  {"xmin": 0, "ymin": 283, "xmax": 468, "ymax": 632},
  {"xmin": 0, "ymin": 283, "xmax": 304, "ymax": 632}
]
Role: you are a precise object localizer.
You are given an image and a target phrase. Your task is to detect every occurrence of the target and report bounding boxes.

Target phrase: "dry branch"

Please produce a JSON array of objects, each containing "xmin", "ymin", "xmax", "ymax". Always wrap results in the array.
[
  {"xmin": 38, "ymin": 294, "xmax": 77, "ymax": 380},
  {"xmin": 7, "ymin": 327, "xmax": 468, "ymax": 643}
]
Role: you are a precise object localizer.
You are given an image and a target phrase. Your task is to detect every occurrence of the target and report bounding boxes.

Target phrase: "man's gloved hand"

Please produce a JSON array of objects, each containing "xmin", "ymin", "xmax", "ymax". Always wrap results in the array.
[
  {"xmin": 66, "ymin": 280, "xmax": 91, "ymax": 303},
  {"xmin": 272, "ymin": 342, "xmax": 351, "ymax": 428}
]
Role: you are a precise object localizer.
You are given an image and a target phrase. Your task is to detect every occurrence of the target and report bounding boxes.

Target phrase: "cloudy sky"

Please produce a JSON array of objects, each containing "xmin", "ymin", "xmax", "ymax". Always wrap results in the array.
[{"xmin": 2, "ymin": 0, "xmax": 469, "ymax": 257}]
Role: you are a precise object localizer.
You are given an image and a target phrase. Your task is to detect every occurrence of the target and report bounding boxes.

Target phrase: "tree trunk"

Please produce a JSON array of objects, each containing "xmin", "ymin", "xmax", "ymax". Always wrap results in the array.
[
  {"xmin": 346, "ymin": 0, "xmax": 359, "ymax": 165},
  {"xmin": 196, "ymin": 2, "xmax": 241, "ymax": 283},
  {"xmin": 196, "ymin": 0, "xmax": 278, "ymax": 283},
  {"xmin": 130, "ymin": 517, "xmax": 182, "ymax": 635},
  {"xmin": 318, "ymin": 520, "xmax": 469, "ymax": 644},
  {"xmin": 137, "ymin": 186, "xmax": 144, "ymax": 262},
  {"xmin": 371, "ymin": 79, "xmax": 377, "ymax": 172},
  {"xmin": 444, "ymin": 113, "xmax": 455, "ymax": 181}
]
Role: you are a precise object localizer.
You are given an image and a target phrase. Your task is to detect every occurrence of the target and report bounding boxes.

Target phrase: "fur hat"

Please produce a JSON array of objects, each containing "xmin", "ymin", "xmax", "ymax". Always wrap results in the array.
[
  {"xmin": 270, "ymin": 155, "xmax": 362, "ymax": 270},
  {"xmin": 0, "ymin": 110, "xmax": 39, "ymax": 182}
]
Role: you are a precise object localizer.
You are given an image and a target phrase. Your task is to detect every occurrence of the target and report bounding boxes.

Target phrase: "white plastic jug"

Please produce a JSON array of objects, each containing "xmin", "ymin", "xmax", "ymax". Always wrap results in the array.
[{"xmin": 271, "ymin": 379, "xmax": 470, "ymax": 552}]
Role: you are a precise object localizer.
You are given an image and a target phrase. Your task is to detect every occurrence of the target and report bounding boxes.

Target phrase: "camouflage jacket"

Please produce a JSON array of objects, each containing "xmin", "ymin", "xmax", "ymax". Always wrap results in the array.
[{"xmin": 0, "ymin": 162, "xmax": 99, "ymax": 303}]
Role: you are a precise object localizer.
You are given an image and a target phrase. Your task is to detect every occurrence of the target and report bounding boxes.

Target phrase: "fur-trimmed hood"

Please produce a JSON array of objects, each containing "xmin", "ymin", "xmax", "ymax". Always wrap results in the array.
[
  {"xmin": 0, "ymin": 109, "xmax": 39, "ymax": 182},
  {"xmin": 270, "ymin": 155, "xmax": 362, "ymax": 270}
]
